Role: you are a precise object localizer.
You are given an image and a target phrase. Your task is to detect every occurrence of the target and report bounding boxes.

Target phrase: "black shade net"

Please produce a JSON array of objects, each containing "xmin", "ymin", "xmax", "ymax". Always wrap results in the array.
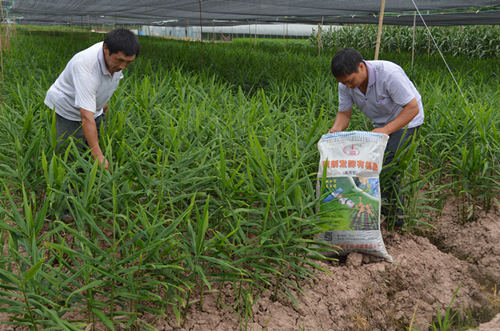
[{"xmin": 9, "ymin": 0, "xmax": 500, "ymax": 26}]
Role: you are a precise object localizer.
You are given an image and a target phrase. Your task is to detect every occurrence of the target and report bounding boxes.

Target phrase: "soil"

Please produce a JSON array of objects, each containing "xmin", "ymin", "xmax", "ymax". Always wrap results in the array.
[
  {"xmin": 0, "ymin": 197, "xmax": 498, "ymax": 330},
  {"xmin": 150, "ymin": 197, "xmax": 500, "ymax": 331}
]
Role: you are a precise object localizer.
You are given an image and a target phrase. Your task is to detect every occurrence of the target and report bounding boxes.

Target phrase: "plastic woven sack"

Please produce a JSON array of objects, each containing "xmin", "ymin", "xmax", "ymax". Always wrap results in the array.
[{"xmin": 317, "ymin": 131, "xmax": 392, "ymax": 262}]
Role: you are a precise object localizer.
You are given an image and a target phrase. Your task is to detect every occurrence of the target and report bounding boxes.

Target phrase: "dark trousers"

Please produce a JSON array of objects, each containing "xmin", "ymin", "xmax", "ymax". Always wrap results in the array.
[
  {"xmin": 55, "ymin": 113, "xmax": 104, "ymax": 154},
  {"xmin": 380, "ymin": 126, "xmax": 420, "ymax": 222},
  {"xmin": 54, "ymin": 112, "xmax": 105, "ymax": 219}
]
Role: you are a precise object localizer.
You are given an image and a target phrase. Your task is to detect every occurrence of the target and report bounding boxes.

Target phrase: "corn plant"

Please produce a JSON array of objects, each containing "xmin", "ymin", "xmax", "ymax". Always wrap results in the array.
[{"xmin": 313, "ymin": 25, "xmax": 500, "ymax": 58}]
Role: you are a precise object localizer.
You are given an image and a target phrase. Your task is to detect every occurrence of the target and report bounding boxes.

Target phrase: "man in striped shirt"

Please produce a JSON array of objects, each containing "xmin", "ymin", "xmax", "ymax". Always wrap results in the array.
[{"xmin": 328, "ymin": 48, "xmax": 424, "ymax": 228}]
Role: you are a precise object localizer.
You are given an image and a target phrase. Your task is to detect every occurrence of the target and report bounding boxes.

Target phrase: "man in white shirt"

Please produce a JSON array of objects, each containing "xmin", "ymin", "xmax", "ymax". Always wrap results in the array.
[
  {"xmin": 45, "ymin": 28, "xmax": 140, "ymax": 170},
  {"xmin": 328, "ymin": 48, "xmax": 424, "ymax": 228}
]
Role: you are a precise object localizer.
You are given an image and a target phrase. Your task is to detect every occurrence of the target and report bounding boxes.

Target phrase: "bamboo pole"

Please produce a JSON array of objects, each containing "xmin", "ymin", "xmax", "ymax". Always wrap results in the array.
[
  {"xmin": 286, "ymin": 23, "xmax": 289, "ymax": 39},
  {"xmin": 374, "ymin": 0, "xmax": 386, "ymax": 60},
  {"xmin": 426, "ymin": 11, "xmax": 430, "ymax": 56},
  {"xmin": 318, "ymin": 16, "xmax": 324, "ymax": 56},
  {"xmin": 411, "ymin": 12, "xmax": 416, "ymax": 68},
  {"xmin": 0, "ymin": 0, "xmax": 4, "ymax": 81},
  {"xmin": 254, "ymin": 24, "xmax": 257, "ymax": 48},
  {"xmin": 0, "ymin": 28, "xmax": 3, "ymax": 82},
  {"xmin": 317, "ymin": 23, "xmax": 322, "ymax": 56},
  {"xmin": 7, "ymin": 9, "xmax": 15, "ymax": 48},
  {"xmin": 0, "ymin": 0, "xmax": 4, "ymax": 25},
  {"xmin": 146, "ymin": 8, "xmax": 152, "ymax": 56},
  {"xmin": 199, "ymin": 0, "xmax": 204, "ymax": 69},
  {"xmin": 6, "ymin": 9, "xmax": 11, "ymax": 52},
  {"xmin": 2, "ymin": 3, "xmax": 9, "ymax": 53}
]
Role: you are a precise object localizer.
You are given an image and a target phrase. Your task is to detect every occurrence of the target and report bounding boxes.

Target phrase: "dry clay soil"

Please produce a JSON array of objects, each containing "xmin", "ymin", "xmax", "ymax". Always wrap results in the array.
[{"xmin": 151, "ymin": 197, "xmax": 500, "ymax": 331}]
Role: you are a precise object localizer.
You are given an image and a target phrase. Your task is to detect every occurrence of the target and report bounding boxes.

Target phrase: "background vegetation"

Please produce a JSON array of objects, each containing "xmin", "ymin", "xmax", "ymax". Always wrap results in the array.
[{"xmin": 312, "ymin": 25, "xmax": 500, "ymax": 58}]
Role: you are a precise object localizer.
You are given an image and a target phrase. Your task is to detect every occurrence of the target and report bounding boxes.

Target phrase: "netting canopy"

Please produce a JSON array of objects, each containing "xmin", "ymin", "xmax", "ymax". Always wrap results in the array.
[{"xmin": 10, "ymin": 0, "xmax": 500, "ymax": 26}]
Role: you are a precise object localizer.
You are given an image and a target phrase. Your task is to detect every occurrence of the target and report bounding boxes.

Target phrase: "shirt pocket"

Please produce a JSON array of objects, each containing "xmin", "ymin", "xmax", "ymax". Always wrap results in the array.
[{"xmin": 375, "ymin": 94, "xmax": 392, "ymax": 105}]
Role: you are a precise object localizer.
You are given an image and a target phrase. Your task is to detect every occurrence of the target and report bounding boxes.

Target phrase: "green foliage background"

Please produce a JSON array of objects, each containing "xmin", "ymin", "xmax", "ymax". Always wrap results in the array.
[{"xmin": 312, "ymin": 25, "xmax": 500, "ymax": 58}]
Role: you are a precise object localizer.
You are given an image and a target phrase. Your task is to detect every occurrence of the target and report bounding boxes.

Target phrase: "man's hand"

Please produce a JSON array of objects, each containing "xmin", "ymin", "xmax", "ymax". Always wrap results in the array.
[
  {"xmin": 328, "ymin": 126, "xmax": 342, "ymax": 133},
  {"xmin": 96, "ymin": 154, "xmax": 110, "ymax": 170},
  {"xmin": 328, "ymin": 109, "xmax": 352, "ymax": 134},
  {"xmin": 372, "ymin": 127, "xmax": 391, "ymax": 135},
  {"xmin": 81, "ymin": 108, "xmax": 109, "ymax": 171}
]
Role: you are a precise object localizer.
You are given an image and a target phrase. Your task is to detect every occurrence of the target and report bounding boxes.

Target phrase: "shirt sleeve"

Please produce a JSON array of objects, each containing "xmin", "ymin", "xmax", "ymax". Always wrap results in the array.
[
  {"xmin": 338, "ymin": 83, "xmax": 353, "ymax": 112},
  {"xmin": 71, "ymin": 61, "xmax": 99, "ymax": 112},
  {"xmin": 385, "ymin": 70, "xmax": 416, "ymax": 107}
]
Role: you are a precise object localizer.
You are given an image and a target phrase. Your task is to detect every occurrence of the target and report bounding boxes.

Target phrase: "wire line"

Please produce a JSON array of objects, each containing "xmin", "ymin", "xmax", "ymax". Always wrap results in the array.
[{"xmin": 410, "ymin": 0, "xmax": 467, "ymax": 103}]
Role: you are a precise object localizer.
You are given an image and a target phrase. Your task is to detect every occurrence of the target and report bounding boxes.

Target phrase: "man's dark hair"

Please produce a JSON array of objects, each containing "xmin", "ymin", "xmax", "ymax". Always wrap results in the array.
[
  {"xmin": 331, "ymin": 48, "xmax": 364, "ymax": 77},
  {"xmin": 104, "ymin": 28, "xmax": 140, "ymax": 57}
]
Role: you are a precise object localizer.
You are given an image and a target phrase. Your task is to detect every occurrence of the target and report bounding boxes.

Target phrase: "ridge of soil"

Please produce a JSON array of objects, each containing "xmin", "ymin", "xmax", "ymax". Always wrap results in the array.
[{"xmin": 424, "ymin": 198, "xmax": 500, "ymax": 286}]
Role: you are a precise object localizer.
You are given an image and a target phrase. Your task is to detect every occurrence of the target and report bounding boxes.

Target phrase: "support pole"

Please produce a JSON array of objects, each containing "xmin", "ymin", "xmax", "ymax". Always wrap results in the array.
[
  {"xmin": 411, "ymin": 12, "xmax": 416, "ymax": 68},
  {"xmin": 199, "ymin": 0, "xmax": 204, "ymax": 69},
  {"xmin": 6, "ymin": 9, "xmax": 11, "ymax": 52},
  {"xmin": 0, "ymin": 27, "xmax": 3, "ymax": 82},
  {"xmin": 254, "ymin": 24, "xmax": 257, "ymax": 48},
  {"xmin": 0, "ymin": 0, "xmax": 4, "ymax": 80},
  {"xmin": 7, "ymin": 9, "xmax": 16, "ymax": 48},
  {"xmin": 318, "ymin": 16, "xmax": 324, "ymax": 56},
  {"xmin": 317, "ymin": 23, "xmax": 322, "ymax": 56},
  {"xmin": 374, "ymin": 0, "xmax": 386, "ymax": 60},
  {"xmin": 285, "ymin": 22, "xmax": 288, "ymax": 45}
]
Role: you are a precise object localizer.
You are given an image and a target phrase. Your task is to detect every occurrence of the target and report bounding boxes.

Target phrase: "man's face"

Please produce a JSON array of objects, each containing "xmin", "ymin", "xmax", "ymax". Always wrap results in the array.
[
  {"xmin": 335, "ymin": 62, "xmax": 367, "ymax": 89},
  {"xmin": 103, "ymin": 44, "xmax": 136, "ymax": 74}
]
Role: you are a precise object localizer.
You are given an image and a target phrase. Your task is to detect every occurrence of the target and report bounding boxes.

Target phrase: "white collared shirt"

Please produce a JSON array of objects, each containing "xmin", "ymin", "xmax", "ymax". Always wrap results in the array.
[
  {"xmin": 338, "ymin": 60, "xmax": 424, "ymax": 129},
  {"xmin": 45, "ymin": 41, "xmax": 123, "ymax": 121}
]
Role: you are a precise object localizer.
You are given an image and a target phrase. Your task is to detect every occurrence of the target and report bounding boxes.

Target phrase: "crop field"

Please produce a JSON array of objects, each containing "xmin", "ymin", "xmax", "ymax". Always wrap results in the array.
[{"xmin": 0, "ymin": 28, "xmax": 498, "ymax": 330}]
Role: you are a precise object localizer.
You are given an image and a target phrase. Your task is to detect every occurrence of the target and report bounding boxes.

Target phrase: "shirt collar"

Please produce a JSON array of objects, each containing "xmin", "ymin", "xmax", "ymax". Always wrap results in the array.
[
  {"xmin": 364, "ymin": 61, "xmax": 376, "ymax": 87},
  {"xmin": 97, "ymin": 43, "xmax": 112, "ymax": 76}
]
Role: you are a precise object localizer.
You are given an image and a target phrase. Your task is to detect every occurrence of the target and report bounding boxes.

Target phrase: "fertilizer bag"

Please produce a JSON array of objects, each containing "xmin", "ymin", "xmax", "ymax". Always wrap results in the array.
[{"xmin": 317, "ymin": 131, "xmax": 392, "ymax": 262}]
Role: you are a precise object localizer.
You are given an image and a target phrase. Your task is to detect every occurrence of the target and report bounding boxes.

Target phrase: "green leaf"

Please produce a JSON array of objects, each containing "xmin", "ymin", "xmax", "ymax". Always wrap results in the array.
[
  {"xmin": 93, "ymin": 307, "xmax": 115, "ymax": 331},
  {"xmin": 22, "ymin": 258, "xmax": 45, "ymax": 284}
]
